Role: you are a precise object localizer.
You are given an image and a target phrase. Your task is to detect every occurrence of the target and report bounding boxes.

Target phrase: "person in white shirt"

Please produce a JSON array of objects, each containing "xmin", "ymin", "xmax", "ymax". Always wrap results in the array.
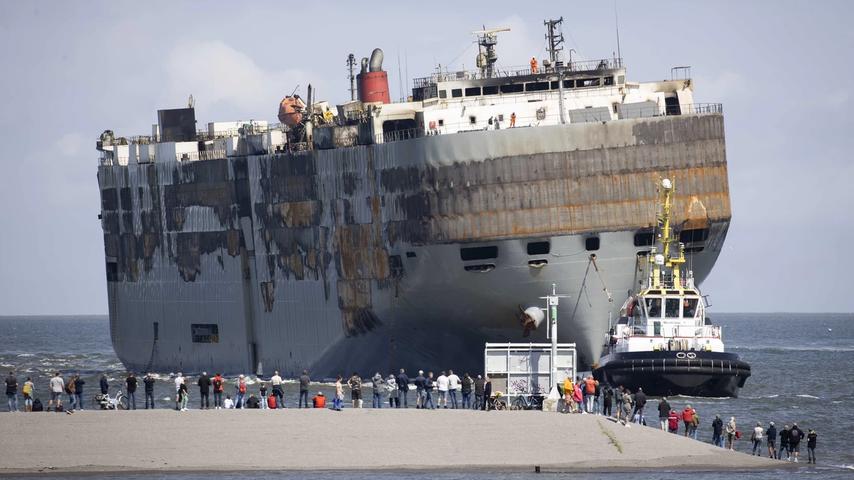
[
  {"xmin": 752, "ymin": 422, "xmax": 765, "ymax": 456},
  {"xmin": 447, "ymin": 370, "xmax": 461, "ymax": 409},
  {"xmin": 436, "ymin": 372, "xmax": 449, "ymax": 408},
  {"xmin": 223, "ymin": 395, "xmax": 235, "ymax": 409},
  {"xmin": 48, "ymin": 372, "xmax": 64, "ymax": 412},
  {"xmin": 174, "ymin": 372, "xmax": 184, "ymax": 410},
  {"xmin": 270, "ymin": 371, "xmax": 283, "ymax": 408}
]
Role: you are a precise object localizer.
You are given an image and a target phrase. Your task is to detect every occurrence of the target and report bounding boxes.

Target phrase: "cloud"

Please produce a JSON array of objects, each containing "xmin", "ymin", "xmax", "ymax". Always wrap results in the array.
[{"xmin": 160, "ymin": 40, "xmax": 324, "ymax": 120}]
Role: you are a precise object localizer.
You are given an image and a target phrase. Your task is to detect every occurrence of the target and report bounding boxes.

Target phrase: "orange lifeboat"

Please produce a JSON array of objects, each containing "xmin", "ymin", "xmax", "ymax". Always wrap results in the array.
[{"xmin": 277, "ymin": 96, "xmax": 306, "ymax": 127}]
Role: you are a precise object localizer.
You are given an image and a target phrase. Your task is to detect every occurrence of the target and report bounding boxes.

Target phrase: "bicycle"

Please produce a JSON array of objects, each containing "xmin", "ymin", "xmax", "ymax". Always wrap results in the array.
[
  {"xmin": 511, "ymin": 394, "xmax": 544, "ymax": 411},
  {"xmin": 486, "ymin": 393, "xmax": 507, "ymax": 411},
  {"xmin": 94, "ymin": 389, "xmax": 128, "ymax": 410}
]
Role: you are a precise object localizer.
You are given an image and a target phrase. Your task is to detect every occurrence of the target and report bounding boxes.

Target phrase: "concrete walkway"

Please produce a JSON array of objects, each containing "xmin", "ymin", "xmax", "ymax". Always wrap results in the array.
[{"xmin": 0, "ymin": 409, "xmax": 782, "ymax": 474}]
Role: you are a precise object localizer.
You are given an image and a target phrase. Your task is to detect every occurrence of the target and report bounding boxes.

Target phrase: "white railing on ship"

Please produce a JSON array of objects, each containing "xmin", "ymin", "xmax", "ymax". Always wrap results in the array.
[{"xmin": 622, "ymin": 324, "xmax": 721, "ymax": 339}]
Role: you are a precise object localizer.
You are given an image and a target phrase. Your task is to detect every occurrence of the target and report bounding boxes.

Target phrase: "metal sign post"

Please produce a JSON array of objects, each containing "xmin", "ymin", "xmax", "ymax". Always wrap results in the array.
[{"xmin": 540, "ymin": 283, "xmax": 570, "ymax": 391}]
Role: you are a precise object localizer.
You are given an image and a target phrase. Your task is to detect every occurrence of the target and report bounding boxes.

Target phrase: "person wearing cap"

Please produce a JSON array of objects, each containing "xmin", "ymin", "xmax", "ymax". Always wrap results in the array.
[
  {"xmin": 779, "ymin": 424, "xmax": 791, "ymax": 460},
  {"xmin": 312, "ymin": 391, "xmax": 326, "ymax": 408},
  {"xmin": 766, "ymin": 422, "xmax": 777, "ymax": 459},
  {"xmin": 806, "ymin": 428, "xmax": 817, "ymax": 464}
]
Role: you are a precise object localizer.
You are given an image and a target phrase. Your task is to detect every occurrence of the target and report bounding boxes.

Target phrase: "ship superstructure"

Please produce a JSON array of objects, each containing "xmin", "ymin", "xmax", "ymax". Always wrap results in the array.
[{"xmin": 96, "ymin": 19, "xmax": 732, "ymax": 377}]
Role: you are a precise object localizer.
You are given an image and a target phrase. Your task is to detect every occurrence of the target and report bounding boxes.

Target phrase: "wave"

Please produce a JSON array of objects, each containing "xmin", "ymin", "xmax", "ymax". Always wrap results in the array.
[
  {"xmin": 729, "ymin": 345, "xmax": 854, "ymax": 353},
  {"xmin": 796, "ymin": 394, "xmax": 820, "ymax": 399},
  {"xmin": 743, "ymin": 394, "xmax": 780, "ymax": 400}
]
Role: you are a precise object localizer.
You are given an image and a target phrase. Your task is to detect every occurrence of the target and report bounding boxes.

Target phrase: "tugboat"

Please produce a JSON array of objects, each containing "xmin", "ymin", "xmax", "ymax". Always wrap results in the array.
[{"xmin": 593, "ymin": 179, "xmax": 750, "ymax": 397}]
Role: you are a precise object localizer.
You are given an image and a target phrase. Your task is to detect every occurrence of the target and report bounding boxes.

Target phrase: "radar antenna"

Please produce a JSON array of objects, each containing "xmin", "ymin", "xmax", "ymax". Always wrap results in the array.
[
  {"xmin": 544, "ymin": 18, "xmax": 565, "ymax": 68},
  {"xmin": 473, "ymin": 26, "xmax": 510, "ymax": 78}
]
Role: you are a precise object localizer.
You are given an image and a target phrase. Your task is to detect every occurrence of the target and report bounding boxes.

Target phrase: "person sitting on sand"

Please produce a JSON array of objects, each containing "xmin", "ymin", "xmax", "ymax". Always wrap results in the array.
[
  {"xmin": 223, "ymin": 394, "xmax": 234, "ymax": 409},
  {"xmin": 312, "ymin": 392, "xmax": 326, "ymax": 408}
]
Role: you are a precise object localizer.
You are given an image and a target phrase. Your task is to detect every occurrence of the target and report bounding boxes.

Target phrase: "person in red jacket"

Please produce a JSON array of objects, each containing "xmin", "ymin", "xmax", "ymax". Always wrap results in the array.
[
  {"xmin": 212, "ymin": 373, "xmax": 225, "ymax": 410},
  {"xmin": 682, "ymin": 405, "xmax": 697, "ymax": 437},
  {"xmin": 668, "ymin": 409, "xmax": 680, "ymax": 434}
]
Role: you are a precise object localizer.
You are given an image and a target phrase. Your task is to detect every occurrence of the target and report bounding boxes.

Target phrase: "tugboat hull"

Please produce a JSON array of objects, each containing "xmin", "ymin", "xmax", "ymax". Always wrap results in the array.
[{"xmin": 594, "ymin": 351, "xmax": 751, "ymax": 398}]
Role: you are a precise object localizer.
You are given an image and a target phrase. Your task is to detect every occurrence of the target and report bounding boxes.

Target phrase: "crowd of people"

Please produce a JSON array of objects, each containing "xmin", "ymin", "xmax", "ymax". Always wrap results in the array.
[{"xmin": 4, "ymin": 368, "xmax": 818, "ymax": 463}]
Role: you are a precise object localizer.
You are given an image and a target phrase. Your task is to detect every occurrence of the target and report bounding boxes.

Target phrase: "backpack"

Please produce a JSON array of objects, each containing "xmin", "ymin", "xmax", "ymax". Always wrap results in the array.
[
  {"xmin": 692, "ymin": 411, "xmax": 700, "ymax": 426},
  {"xmin": 32, "ymin": 398, "xmax": 43, "ymax": 411},
  {"xmin": 66, "ymin": 381, "xmax": 76, "ymax": 394},
  {"xmin": 239, "ymin": 382, "xmax": 246, "ymax": 394}
]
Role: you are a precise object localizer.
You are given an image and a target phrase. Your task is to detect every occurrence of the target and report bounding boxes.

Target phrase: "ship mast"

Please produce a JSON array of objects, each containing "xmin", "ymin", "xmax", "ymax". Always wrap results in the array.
[
  {"xmin": 650, "ymin": 178, "xmax": 686, "ymax": 290},
  {"xmin": 473, "ymin": 26, "xmax": 510, "ymax": 78}
]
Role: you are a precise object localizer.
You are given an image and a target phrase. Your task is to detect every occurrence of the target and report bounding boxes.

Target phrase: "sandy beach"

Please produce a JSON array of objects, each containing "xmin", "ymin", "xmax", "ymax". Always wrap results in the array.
[{"xmin": 0, "ymin": 408, "xmax": 784, "ymax": 475}]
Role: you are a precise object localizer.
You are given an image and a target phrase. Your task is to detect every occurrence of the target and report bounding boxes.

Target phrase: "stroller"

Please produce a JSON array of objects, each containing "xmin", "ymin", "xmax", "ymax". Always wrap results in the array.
[{"xmin": 95, "ymin": 389, "xmax": 128, "ymax": 410}]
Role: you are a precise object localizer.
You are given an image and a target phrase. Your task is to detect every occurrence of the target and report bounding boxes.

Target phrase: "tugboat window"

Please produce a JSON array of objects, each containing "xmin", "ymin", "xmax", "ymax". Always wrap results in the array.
[
  {"xmin": 460, "ymin": 246, "xmax": 498, "ymax": 261},
  {"xmin": 683, "ymin": 298, "xmax": 698, "ymax": 318},
  {"xmin": 646, "ymin": 298, "xmax": 661, "ymax": 318},
  {"xmin": 665, "ymin": 298, "xmax": 681, "ymax": 318},
  {"xmin": 585, "ymin": 236, "xmax": 600, "ymax": 251},
  {"xmin": 526, "ymin": 241, "xmax": 550, "ymax": 255},
  {"xmin": 451, "ymin": 88, "xmax": 463, "ymax": 98}
]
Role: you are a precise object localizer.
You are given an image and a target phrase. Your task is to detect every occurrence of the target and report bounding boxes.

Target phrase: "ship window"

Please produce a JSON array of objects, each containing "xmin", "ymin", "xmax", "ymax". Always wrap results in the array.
[
  {"xmin": 679, "ymin": 228, "xmax": 709, "ymax": 243},
  {"xmin": 578, "ymin": 78, "xmax": 600, "ymax": 88},
  {"xmin": 665, "ymin": 97, "xmax": 681, "ymax": 115},
  {"xmin": 617, "ymin": 75, "xmax": 625, "ymax": 84},
  {"xmin": 451, "ymin": 88, "xmax": 463, "ymax": 98},
  {"xmin": 527, "ymin": 241, "xmax": 550, "ymax": 255},
  {"xmin": 550, "ymin": 81, "xmax": 560, "ymax": 89},
  {"xmin": 439, "ymin": 90, "xmax": 447, "ymax": 99},
  {"xmin": 465, "ymin": 87, "xmax": 481, "ymax": 96},
  {"xmin": 585, "ymin": 236, "xmax": 600, "ymax": 251},
  {"xmin": 191, "ymin": 324, "xmax": 219, "ymax": 343},
  {"xmin": 525, "ymin": 81, "xmax": 550, "ymax": 92},
  {"xmin": 469, "ymin": 115, "xmax": 476, "ymax": 125},
  {"xmin": 406, "ymin": 251, "xmax": 417, "ymax": 258},
  {"xmin": 482, "ymin": 85, "xmax": 498, "ymax": 95},
  {"xmin": 106, "ymin": 261, "xmax": 118, "ymax": 282},
  {"xmin": 683, "ymin": 298, "xmax": 698, "ymax": 318},
  {"xmin": 646, "ymin": 298, "xmax": 661, "ymax": 318},
  {"xmin": 665, "ymin": 298, "xmax": 680, "ymax": 318},
  {"xmin": 438, "ymin": 119, "xmax": 444, "ymax": 127},
  {"xmin": 460, "ymin": 246, "xmax": 498, "ymax": 261},
  {"xmin": 563, "ymin": 79, "xmax": 575, "ymax": 88},
  {"xmin": 500, "ymin": 83, "xmax": 524, "ymax": 94},
  {"xmin": 634, "ymin": 231, "xmax": 654, "ymax": 247},
  {"xmin": 604, "ymin": 76, "xmax": 614, "ymax": 86}
]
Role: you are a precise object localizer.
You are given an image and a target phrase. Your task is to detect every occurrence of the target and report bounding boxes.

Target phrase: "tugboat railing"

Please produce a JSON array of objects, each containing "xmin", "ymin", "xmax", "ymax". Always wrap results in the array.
[{"xmin": 620, "ymin": 324, "xmax": 721, "ymax": 339}]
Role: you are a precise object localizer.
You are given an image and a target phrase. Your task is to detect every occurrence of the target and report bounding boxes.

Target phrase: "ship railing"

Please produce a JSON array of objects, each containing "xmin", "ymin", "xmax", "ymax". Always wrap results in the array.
[
  {"xmin": 412, "ymin": 57, "xmax": 623, "ymax": 87},
  {"xmin": 126, "ymin": 123, "xmax": 287, "ymax": 144},
  {"xmin": 376, "ymin": 127, "xmax": 424, "ymax": 144},
  {"xmin": 620, "ymin": 324, "xmax": 721, "ymax": 339}
]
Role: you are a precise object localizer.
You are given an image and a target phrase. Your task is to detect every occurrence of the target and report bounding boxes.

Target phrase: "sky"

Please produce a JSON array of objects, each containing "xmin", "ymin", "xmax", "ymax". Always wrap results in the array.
[{"xmin": 1, "ymin": 1, "xmax": 852, "ymax": 315}]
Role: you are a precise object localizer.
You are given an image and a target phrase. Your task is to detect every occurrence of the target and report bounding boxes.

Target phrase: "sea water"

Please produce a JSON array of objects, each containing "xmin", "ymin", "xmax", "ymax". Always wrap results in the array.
[{"xmin": 1, "ymin": 313, "xmax": 852, "ymax": 479}]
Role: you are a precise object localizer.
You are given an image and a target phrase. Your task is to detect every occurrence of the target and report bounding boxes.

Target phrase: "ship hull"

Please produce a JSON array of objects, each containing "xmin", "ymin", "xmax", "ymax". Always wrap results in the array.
[
  {"xmin": 97, "ymin": 114, "xmax": 731, "ymax": 377},
  {"xmin": 594, "ymin": 351, "xmax": 751, "ymax": 397}
]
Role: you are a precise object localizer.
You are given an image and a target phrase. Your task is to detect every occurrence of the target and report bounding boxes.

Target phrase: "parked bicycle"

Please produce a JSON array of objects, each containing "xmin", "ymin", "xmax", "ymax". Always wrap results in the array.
[
  {"xmin": 510, "ymin": 394, "xmax": 544, "ymax": 410},
  {"xmin": 94, "ymin": 389, "xmax": 128, "ymax": 410}
]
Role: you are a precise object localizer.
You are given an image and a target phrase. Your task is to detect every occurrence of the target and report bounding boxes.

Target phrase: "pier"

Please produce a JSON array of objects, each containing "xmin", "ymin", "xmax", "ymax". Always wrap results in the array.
[{"xmin": 0, "ymin": 410, "xmax": 781, "ymax": 474}]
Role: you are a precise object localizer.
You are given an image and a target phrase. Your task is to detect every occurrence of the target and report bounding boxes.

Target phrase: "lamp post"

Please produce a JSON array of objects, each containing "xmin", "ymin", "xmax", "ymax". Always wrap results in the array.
[{"xmin": 540, "ymin": 283, "xmax": 570, "ymax": 391}]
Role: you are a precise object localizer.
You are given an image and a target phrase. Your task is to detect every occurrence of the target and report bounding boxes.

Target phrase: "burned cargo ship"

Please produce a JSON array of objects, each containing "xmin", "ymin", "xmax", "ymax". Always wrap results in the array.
[{"xmin": 96, "ymin": 19, "xmax": 731, "ymax": 377}]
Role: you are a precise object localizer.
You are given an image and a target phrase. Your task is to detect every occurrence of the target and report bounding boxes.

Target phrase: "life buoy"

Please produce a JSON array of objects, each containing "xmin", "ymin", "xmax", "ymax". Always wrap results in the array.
[
  {"xmin": 686, "ymin": 352, "xmax": 697, "ymax": 359},
  {"xmin": 676, "ymin": 352, "xmax": 686, "ymax": 359}
]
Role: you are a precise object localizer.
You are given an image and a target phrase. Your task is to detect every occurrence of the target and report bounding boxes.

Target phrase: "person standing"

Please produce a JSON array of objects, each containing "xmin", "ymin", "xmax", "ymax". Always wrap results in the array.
[
  {"xmin": 510, "ymin": 112, "xmax": 517, "ymax": 128},
  {"xmin": 371, "ymin": 372, "xmax": 384, "ymax": 409},
  {"xmin": 99, "ymin": 374, "xmax": 109, "ymax": 395},
  {"xmin": 143, "ymin": 372, "xmax": 156, "ymax": 409},
  {"xmin": 483, "ymin": 375, "xmax": 492, "ymax": 411},
  {"xmin": 584, "ymin": 376, "xmax": 596, "ymax": 413},
  {"xmin": 386, "ymin": 374, "xmax": 397, "ymax": 408},
  {"xmin": 299, "ymin": 370, "xmax": 311, "ymax": 408},
  {"xmin": 235, "ymin": 375, "xmax": 247, "ymax": 409},
  {"xmin": 333, "ymin": 375, "xmax": 344, "ymax": 411},
  {"xmin": 614, "ymin": 385, "xmax": 624, "ymax": 420},
  {"xmin": 632, "ymin": 387, "xmax": 647, "ymax": 424},
  {"xmin": 178, "ymin": 381, "xmax": 189, "ymax": 411},
  {"xmin": 561, "ymin": 377, "xmax": 573, "ymax": 413},
  {"xmin": 806, "ymin": 429, "xmax": 817, "ymax": 464},
  {"xmin": 65, "ymin": 374, "xmax": 77, "ymax": 411},
  {"xmin": 447, "ymin": 370, "xmax": 461, "ymax": 409},
  {"xmin": 22, "ymin": 377, "xmax": 34, "ymax": 412},
  {"xmin": 658, "ymin": 397, "xmax": 671, "ymax": 430},
  {"xmin": 125, "ymin": 372, "xmax": 138, "ymax": 410},
  {"xmin": 712, "ymin": 415, "xmax": 724, "ymax": 447},
  {"xmin": 779, "ymin": 424, "xmax": 791, "ymax": 460},
  {"xmin": 173, "ymin": 372, "xmax": 184, "ymax": 410},
  {"xmin": 348, "ymin": 372, "xmax": 362, "ymax": 408},
  {"xmin": 593, "ymin": 380, "xmax": 601, "ymax": 415},
  {"xmin": 620, "ymin": 389, "xmax": 633, "ymax": 422},
  {"xmin": 48, "ymin": 372, "xmax": 64, "ymax": 412},
  {"xmin": 461, "ymin": 373, "xmax": 473, "ymax": 409},
  {"xmin": 270, "ymin": 371, "xmax": 283, "ymax": 409},
  {"xmin": 436, "ymin": 371, "xmax": 449, "ymax": 408},
  {"xmin": 259, "ymin": 382, "xmax": 268, "ymax": 410},
  {"xmin": 474, "ymin": 374, "xmax": 485, "ymax": 411},
  {"xmin": 5, "ymin": 370, "xmax": 18, "ymax": 412},
  {"xmin": 668, "ymin": 409, "xmax": 680, "ymax": 434},
  {"xmin": 212, "ymin": 373, "xmax": 224, "ymax": 409},
  {"xmin": 395, "ymin": 369, "xmax": 409, "ymax": 408},
  {"xmin": 423, "ymin": 372, "xmax": 435, "ymax": 409},
  {"xmin": 789, "ymin": 423, "xmax": 804, "ymax": 463},
  {"xmin": 725, "ymin": 417, "xmax": 737, "ymax": 450},
  {"xmin": 751, "ymin": 422, "xmax": 765, "ymax": 455},
  {"xmin": 602, "ymin": 385, "xmax": 613, "ymax": 417},
  {"xmin": 766, "ymin": 422, "xmax": 777, "ymax": 459},
  {"xmin": 73, "ymin": 374, "xmax": 85, "ymax": 410},
  {"xmin": 414, "ymin": 370, "xmax": 426, "ymax": 409},
  {"xmin": 197, "ymin": 372, "xmax": 211, "ymax": 409},
  {"xmin": 682, "ymin": 405, "xmax": 696, "ymax": 437}
]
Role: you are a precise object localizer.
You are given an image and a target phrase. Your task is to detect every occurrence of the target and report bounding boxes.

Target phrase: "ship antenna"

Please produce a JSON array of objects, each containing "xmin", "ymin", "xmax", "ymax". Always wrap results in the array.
[
  {"xmin": 473, "ymin": 25, "xmax": 510, "ymax": 78},
  {"xmin": 346, "ymin": 54, "xmax": 356, "ymax": 101},
  {"xmin": 614, "ymin": 0, "xmax": 622, "ymax": 64},
  {"xmin": 544, "ymin": 17, "xmax": 565, "ymax": 66}
]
